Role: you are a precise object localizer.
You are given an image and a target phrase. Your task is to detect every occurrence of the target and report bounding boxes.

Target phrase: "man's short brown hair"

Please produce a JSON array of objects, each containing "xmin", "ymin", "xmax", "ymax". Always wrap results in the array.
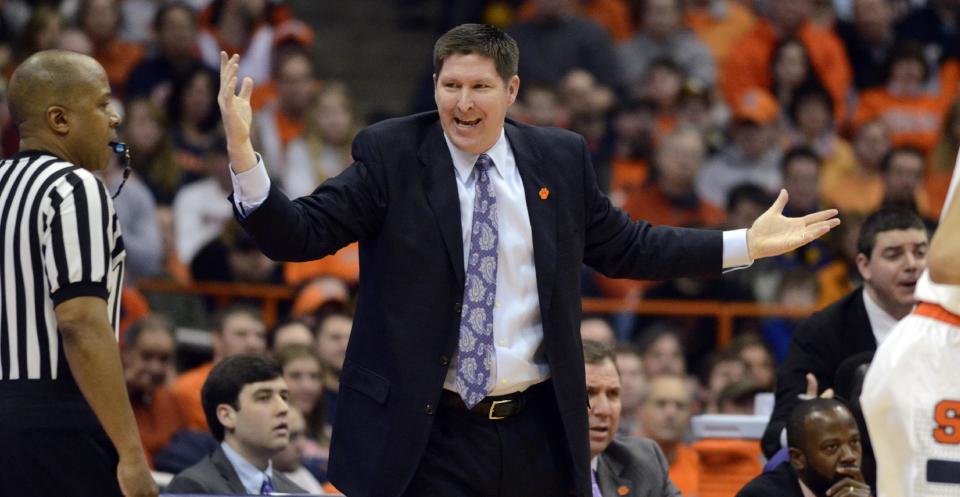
[
  {"xmin": 583, "ymin": 339, "xmax": 617, "ymax": 367},
  {"xmin": 433, "ymin": 23, "xmax": 519, "ymax": 83}
]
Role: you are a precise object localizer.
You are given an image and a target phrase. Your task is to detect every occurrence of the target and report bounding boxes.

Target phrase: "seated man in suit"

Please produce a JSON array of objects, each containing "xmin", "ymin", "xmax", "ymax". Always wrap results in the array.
[
  {"xmin": 166, "ymin": 354, "xmax": 305, "ymax": 494},
  {"xmin": 738, "ymin": 398, "xmax": 870, "ymax": 497},
  {"xmin": 583, "ymin": 340, "xmax": 681, "ymax": 497},
  {"xmin": 761, "ymin": 207, "xmax": 928, "ymax": 457}
]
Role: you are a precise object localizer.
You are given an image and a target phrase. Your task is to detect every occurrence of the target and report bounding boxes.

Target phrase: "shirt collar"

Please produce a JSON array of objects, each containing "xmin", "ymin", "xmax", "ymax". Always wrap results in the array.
[
  {"xmin": 443, "ymin": 128, "xmax": 511, "ymax": 183},
  {"xmin": 862, "ymin": 286, "xmax": 902, "ymax": 346},
  {"xmin": 221, "ymin": 440, "xmax": 274, "ymax": 495},
  {"xmin": 798, "ymin": 478, "xmax": 819, "ymax": 497},
  {"xmin": 591, "ymin": 455, "xmax": 599, "ymax": 472}
]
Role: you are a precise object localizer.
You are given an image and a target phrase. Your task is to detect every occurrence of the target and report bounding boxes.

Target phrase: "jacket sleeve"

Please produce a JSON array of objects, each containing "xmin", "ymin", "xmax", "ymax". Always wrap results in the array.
[
  {"xmin": 761, "ymin": 315, "xmax": 836, "ymax": 457},
  {"xmin": 237, "ymin": 128, "xmax": 388, "ymax": 262},
  {"xmin": 164, "ymin": 473, "xmax": 210, "ymax": 493}
]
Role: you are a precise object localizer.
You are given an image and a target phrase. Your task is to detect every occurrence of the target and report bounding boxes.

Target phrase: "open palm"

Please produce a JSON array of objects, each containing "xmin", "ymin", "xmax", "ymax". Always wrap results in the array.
[
  {"xmin": 217, "ymin": 51, "xmax": 256, "ymax": 172},
  {"xmin": 748, "ymin": 190, "xmax": 841, "ymax": 260}
]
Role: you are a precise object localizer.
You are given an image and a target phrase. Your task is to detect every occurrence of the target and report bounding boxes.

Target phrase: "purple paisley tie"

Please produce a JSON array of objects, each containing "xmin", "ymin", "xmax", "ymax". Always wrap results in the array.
[{"xmin": 456, "ymin": 153, "xmax": 498, "ymax": 408}]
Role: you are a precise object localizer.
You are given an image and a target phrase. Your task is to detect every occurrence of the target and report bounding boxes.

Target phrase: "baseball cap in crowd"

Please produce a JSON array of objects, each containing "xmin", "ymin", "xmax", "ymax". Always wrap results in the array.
[
  {"xmin": 732, "ymin": 88, "xmax": 779, "ymax": 125},
  {"xmin": 274, "ymin": 19, "xmax": 315, "ymax": 48},
  {"xmin": 292, "ymin": 276, "xmax": 349, "ymax": 318}
]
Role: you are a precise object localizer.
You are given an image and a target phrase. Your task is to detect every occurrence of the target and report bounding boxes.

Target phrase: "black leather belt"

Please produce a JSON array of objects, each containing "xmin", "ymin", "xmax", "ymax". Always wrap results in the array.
[{"xmin": 440, "ymin": 389, "xmax": 528, "ymax": 420}]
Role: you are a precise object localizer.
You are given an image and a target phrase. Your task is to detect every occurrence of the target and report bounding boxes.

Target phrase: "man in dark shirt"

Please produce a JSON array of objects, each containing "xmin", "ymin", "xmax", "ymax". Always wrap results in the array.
[{"xmin": 738, "ymin": 398, "xmax": 870, "ymax": 497}]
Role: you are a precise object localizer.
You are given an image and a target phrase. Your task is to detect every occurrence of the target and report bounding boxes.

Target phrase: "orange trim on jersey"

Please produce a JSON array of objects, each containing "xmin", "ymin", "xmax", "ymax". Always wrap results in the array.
[{"xmin": 915, "ymin": 302, "xmax": 960, "ymax": 326}]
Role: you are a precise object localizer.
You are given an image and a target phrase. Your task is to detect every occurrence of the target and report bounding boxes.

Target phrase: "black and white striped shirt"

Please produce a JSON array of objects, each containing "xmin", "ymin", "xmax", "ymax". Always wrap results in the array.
[{"xmin": 0, "ymin": 150, "xmax": 125, "ymax": 386}]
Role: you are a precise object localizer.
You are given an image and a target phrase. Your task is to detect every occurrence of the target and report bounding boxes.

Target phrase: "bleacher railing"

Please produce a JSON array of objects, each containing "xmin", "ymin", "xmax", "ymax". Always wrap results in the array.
[{"xmin": 138, "ymin": 279, "xmax": 816, "ymax": 347}]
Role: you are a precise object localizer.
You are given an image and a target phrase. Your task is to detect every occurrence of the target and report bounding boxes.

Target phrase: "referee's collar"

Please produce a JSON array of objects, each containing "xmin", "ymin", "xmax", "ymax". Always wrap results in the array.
[{"xmin": 9, "ymin": 149, "xmax": 65, "ymax": 162}]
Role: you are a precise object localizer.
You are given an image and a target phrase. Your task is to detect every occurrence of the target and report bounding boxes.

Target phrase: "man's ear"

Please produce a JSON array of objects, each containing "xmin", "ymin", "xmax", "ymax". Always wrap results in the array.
[
  {"xmin": 217, "ymin": 403, "xmax": 237, "ymax": 432},
  {"xmin": 507, "ymin": 75, "xmax": 520, "ymax": 105},
  {"xmin": 789, "ymin": 447, "xmax": 806, "ymax": 473},
  {"xmin": 46, "ymin": 106, "xmax": 69, "ymax": 135},
  {"xmin": 855, "ymin": 253, "xmax": 871, "ymax": 281}
]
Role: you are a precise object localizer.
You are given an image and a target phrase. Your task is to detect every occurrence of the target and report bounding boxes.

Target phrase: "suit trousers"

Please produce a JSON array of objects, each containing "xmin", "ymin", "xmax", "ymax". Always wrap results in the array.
[{"xmin": 401, "ymin": 380, "xmax": 578, "ymax": 497}]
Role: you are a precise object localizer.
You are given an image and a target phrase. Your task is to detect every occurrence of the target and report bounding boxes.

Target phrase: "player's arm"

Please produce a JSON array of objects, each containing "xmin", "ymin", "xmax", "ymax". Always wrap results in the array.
[
  {"xmin": 929, "ymin": 188, "xmax": 960, "ymax": 284},
  {"xmin": 55, "ymin": 297, "xmax": 157, "ymax": 497}
]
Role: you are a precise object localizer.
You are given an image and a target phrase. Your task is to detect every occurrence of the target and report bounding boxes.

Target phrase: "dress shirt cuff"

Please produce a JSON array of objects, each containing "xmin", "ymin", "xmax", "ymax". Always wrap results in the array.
[
  {"xmin": 722, "ymin": 228, "xmax": 753, "ymax": 271},
  {"xmin": 230, "ymin": 153, "xmax": 271, "ymax": 218}
]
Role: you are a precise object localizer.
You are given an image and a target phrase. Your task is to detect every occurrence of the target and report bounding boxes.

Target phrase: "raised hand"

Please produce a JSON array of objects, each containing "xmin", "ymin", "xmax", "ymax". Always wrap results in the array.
[
  {"xmin": 826, "ymin": 468, "xmax": 871, "ymax": 497},
  {"xmin": 801, "ymin": 373, "xmax": 834, "ymax": 400},
  {"xmin": 217, "ymin": 51, "xmax": 257, "ymax": 173},
  {"xmin": 747, "ymin": 189, "xmax": 841, "ymax": 260}
]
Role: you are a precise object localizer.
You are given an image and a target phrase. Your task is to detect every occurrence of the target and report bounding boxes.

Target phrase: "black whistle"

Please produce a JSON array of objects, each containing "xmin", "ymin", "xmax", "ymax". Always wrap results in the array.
[
  {"xmin": 109, "ymin": 141, "xmax": 129, "ymax": 155},
  {"xmin": 109, "ymin": 141, "xmax": 132, "ymax": 199}
]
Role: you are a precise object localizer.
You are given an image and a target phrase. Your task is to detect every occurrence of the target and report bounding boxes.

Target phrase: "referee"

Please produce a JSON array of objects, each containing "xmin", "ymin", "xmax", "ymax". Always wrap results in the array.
[{"xmin": 0, "ymin": 51, "xmax": 156, "ymax": 497}]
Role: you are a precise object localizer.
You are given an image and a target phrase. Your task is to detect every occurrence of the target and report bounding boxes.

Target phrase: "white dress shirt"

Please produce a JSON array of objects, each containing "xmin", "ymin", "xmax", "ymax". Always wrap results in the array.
[
  {"xmin": 862, "ymin": 287, "xmax": 902, "ymax": 346},
  {"xmin": 220, "ymin": 441, "xmax": 274, "ymax": 495},
  {"xmin": 230, "ymin": 128, "xmax": 753, "ymax": 396}
]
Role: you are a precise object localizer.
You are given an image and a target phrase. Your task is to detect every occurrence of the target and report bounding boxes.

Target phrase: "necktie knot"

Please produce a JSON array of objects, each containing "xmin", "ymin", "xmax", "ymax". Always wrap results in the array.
[
  {"xmin": 475, "ymin": 153, "xmax": 494, "ymax": 173},
  {"xmin": 260, "ymin": 475, "xmax": 274, "ymax": 495}
]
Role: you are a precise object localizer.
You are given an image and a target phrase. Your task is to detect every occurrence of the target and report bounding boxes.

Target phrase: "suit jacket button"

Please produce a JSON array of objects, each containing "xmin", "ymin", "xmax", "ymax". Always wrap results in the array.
[
  {"xmin": 424, "ymin": 404, "xmax": 435, "ymax": 415},
  {"xmin": 454, "ymin": 302, "xmax": 462, "ymax": 314},
  {"xmin": 439, "ymin": 355, "xmax": 450, "ymax": 366}
]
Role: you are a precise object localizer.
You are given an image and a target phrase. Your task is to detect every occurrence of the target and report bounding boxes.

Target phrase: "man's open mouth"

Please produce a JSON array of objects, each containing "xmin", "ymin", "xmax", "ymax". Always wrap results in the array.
[{"xmin": 455, "ymin": 117, "xmax": 481, "ymax": 128}]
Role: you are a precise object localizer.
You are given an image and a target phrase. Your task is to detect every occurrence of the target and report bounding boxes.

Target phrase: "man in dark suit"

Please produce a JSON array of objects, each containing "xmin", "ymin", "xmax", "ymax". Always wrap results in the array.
[
  {"xmin": 166, "ymin": 355, "xmax": 305, "ymax": 494},
  {"xmin": 218, "ymin": 24, "xmax": 839, "ymax": 497},
  {"xmin": 739, "ymin": 398, "xmax": 870, "ymax": 497},
  {"xmin": 761, "ymin": 208, "xmax": 928, "ymax": 458},
  {"xmin": 584, "ymin": 340, "xmax": 681, "ymax": 497}
]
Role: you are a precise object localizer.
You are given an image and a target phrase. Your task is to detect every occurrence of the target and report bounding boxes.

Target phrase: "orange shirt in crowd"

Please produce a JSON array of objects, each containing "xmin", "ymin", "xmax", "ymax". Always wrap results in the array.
[
  {"xmin": 95, "ymin": 39, "xmax": 144, "ymax": 96},
  {"xmin": 119, "ymin": 288, "xmax": 151, "ymax": 344},
  {"xmin": 817, "ymin": 259, "xmax": 854, "ymax": 309},
  {"xmin": 720, "ymin": 20, "xmax": 851, "ymax": 123},
  {"xmin": 275, "ymin": 111, "xmax": 305, "ymax": 147},
  {"xmin": 514, "ymin": 0, "xmax": 634, "ymax": 41},
  {"xmin": 823, "ymin": 170, "xmax": 933, "ymax": 217},
  {"xmin": 668, "ymin": 444, "xmax": 702, "ymax": 497},
  {"xmin": 685, "ymin": 1, "xmax": 757, "ymax": 68},
  {"xmin": 851, "ymin": 89, "xmax": 950, "ymax": 154},
  {"xmin": 134, "ymin": 387, "xmax": 188, "ymax": 468},
  {"xmin": 822, "ymin": 171, "xmax": 885, "ymax": 214},
  {"xmin": 170, "ymin": 361, "xmax": 215, "ymax": 431},
  {"xmin": 692, "ymin": 438, "xmax": 763, "ymax": 496},
  {"xmin": 924, "ymin": 168, "xmax": 955, "ymax": 220},
  {"xmin": 609, "ymin": 158, "xmax": 650, "ymax": 197},
  {"xmin": 580, "ymin": 0, "xmax": 634, "ymax": 42},
  {"xmin": 284, "ymin": 242, "xmax": 360, "ymax": 287},
  {"xmin": 813, "ymin": 138, "xmax": 858, "ymax": 199},
  {"xmin": 621, "ymin": 183, "xmax": 726, "ymax": 229}
]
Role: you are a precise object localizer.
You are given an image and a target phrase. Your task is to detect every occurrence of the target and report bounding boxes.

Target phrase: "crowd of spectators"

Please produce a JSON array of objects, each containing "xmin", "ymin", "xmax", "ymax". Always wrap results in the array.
[{"xmin": 1, "ymin": 0, "xmax": 957, "ymax": 493}]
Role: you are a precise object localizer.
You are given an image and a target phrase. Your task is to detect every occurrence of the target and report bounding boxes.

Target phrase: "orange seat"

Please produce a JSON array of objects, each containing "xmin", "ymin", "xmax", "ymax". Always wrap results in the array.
[{"xmin": 692, "ymin": 438, "xmax": 764, "ymax": 497}]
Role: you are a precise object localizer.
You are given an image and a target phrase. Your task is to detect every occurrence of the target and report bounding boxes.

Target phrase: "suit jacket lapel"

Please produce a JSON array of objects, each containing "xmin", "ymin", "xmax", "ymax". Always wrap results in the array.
[
  {"xmin": 850, "ymin": 287, "xmax": 878, "ymax": 349},
  {"xmin": 505, "ymin": 122, "xmax": 557, "ymax": 318},
  {"xmin": 598, "ymin": 452, "xmax": 635, "ymax": 497},
  {"xmin": 211, "ymin": 446, "xmax": 248, "ymax": 494},
  {"xmin": 418, "ymin": 122, "xmax": 465, "ymax": 287}
]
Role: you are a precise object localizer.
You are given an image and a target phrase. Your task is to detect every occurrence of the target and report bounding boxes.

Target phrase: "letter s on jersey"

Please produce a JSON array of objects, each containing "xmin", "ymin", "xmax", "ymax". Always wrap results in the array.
[{"xmin": 934, "ymin": 400, "xmax": 960, "ymax": 444}]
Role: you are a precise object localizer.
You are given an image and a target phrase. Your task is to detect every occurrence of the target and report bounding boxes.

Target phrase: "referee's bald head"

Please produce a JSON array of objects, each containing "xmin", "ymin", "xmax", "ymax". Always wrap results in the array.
[
  {"xmin": 9, "ymin": 50, "xmax": 120, "ymax": 170},
  {"xmin": 8, "ymin": 50, "xmax": 107, "ymax": 134}
]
